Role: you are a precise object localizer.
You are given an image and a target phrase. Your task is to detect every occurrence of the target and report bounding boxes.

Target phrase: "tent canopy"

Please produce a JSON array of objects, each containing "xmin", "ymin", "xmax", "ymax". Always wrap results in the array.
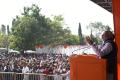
[
  {"xmin": 24, "ymin": 50, "xmax": 36, "ymax": 54},
  {"xmin": 9, "ymin": 49, "xmax": 20, "ymax": 54}
]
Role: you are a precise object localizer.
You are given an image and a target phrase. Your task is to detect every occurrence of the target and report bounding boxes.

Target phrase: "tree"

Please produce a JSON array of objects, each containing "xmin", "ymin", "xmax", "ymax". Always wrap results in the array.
[
  {"xmin": 87, "ymin": 22, "xmax": 111, "ymax": 44},
  {"xmin": 0, "ymin": 33, "xmax": 6, "ymax": 47},
  {"xmin": 65, "ymin": 35, "xmax": 80, "ymax": 45},
  {"xmin": 1, "ymin": 24, "xmax": 6, "ymax": 35},
  {"xmin": 7, "ymin": 25, "xmax": 10, "ymax": 35},
  {"xmin": 12, "ymin": 16, "xmax": 39, "ymax": 51},
  {"xmin": 0, "ymin": 25, "xmax": 10, "ymax": 53},
  {"xmin": 46, "ymin": 15, "xmax": 71, "ymax": 46},
  {"xmin": 78, "ymin": 22, "xmax": 84, "ymax": 45},
  {"xmin": 11, "ymin": 4, "xmax": 72, "ymax": 51},
  {"xmin": 87, "ymin": 22, "xmax": 112, "ymax": 36}
]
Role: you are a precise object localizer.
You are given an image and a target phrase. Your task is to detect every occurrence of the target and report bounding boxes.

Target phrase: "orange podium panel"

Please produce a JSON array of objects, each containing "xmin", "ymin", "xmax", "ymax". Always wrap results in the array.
[{"xmin": 69, "ymin": 55, "xmax": 106, "ymax": 80}]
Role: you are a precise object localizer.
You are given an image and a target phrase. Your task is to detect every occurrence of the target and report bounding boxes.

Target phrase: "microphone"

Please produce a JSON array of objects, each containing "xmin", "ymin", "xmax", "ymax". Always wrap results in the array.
[
  {"xmin": 82, "ymin": 47, "xmax": 91, "ymax": 55},
  {"xmin": 71, "ymin": 46, "xmax": 91, "ymax": 55}
]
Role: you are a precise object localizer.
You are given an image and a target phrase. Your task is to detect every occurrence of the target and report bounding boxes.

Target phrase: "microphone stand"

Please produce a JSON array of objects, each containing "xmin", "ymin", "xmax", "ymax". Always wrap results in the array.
[{"xmin": 71, "ymin": 46, "xmax": 91, "ymax": 55}]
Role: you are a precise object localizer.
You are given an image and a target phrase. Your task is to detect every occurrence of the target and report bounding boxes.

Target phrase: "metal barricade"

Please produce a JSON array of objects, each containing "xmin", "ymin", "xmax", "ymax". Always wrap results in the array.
[{"xmin": 0, "ymin": 72, "xmax": 67, "ymax": 80}]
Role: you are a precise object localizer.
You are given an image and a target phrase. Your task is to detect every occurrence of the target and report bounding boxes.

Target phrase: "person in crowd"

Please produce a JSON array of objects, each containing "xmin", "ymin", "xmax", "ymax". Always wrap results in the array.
[
  {"xmin": 0, "ymin": 52, "xmax": 70, "ymax": 80},
  {"xmin": 22, "ymin": 62, "xmax": 29, "ymax": 80},
  {"xmin": 85, "ymin": 30, "xmax": 117, "ymax": 80},
  {"xmin": 4, "ymin": 64, "xmax": 13, "ymax": 80}
]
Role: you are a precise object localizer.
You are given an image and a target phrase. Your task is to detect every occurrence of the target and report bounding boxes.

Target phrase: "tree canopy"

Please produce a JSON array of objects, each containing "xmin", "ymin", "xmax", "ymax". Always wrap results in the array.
[
  {"xmin": 0, "ymin": 5, "xmax": 112, "ymax": 51},
  {"xmin": 10, "ymin": 4, "xmax": 79, "ymax": 51},
  {"xmin": 87, "ymin": 22, "xmax": 111, "ymax": 36},
  {"xmin": 87, "ymin": 22, "xmax": 112, "ymax": 44}
]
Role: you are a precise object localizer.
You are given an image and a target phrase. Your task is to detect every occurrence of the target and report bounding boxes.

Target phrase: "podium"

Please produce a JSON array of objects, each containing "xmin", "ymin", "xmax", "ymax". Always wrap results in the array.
[{"xmin": 69, "ymin": 55, "xmax": 106, "ymax": 80}]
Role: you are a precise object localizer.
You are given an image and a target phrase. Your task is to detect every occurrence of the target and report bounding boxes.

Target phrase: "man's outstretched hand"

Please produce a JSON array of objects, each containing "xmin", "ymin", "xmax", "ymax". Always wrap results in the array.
[{"xmin": 85, "ymin": 36, "xmax": 93, "ymax": 45}]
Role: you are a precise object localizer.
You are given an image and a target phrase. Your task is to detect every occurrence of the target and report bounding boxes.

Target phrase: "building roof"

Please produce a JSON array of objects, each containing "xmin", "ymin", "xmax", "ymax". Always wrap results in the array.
[{"xmin": 90, "ymin": 0, "xmax": 112, "ymax": 12}]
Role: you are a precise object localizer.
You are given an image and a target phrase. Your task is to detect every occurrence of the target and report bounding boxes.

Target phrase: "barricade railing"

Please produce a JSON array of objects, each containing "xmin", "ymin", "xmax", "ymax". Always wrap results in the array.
[{"xmin": 0, "ymin": 72, "xmax": 67, "ymax": 80}]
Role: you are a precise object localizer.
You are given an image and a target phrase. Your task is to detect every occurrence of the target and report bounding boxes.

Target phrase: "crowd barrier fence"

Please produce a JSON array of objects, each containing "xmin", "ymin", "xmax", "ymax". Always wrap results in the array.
[{"xmin": 0, "ymin": 72, "xmax": 67, "ymax": 80}]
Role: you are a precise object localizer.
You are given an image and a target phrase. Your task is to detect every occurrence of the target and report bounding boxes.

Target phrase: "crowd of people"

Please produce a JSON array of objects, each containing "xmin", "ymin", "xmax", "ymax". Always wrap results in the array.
[
  {"xmin": 0, "ymin": 53, "xmax": 70, "ymax": 80},
  {"xmin": 0, "ymin": 30, "xmax": 116, "ymax": 80}
]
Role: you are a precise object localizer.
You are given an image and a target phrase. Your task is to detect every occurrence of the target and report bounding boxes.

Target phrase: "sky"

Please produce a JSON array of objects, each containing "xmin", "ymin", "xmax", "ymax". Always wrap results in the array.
[{"xmin": 0, "ymin": 0, "xmax": 113, "ymax": 35}]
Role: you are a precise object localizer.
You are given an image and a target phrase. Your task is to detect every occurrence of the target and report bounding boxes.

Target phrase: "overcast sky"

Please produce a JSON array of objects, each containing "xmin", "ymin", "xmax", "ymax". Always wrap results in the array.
[{"xmin": 0, "ymin": 0, "xmax": 113, "ymax": 35}]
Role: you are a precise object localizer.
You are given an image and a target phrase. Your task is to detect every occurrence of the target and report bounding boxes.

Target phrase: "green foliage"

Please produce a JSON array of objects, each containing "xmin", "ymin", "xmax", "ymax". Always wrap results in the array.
[
  {"xmin": 0, "ymin": 25, "xmax": 10, "ymax": 49},
  {"xmin": 65, "ymin": 35, "xmax": 80, "ymax": 45},
  {"xmin": 46, "ymin": 15, "xmax": 71, "ymax": 46},
  {"xmin": 12, "ymin": 16, "xmax": 39, "ymax": 50},
  {"xmin": 78, "ymin": 23, "xmax": 82, "ymax": 37},
  {"xmin": 11, "ymin": 4, "xmax": 79, "ymax": 51},
  {"xmin": 0, "ymin": 33, "xmax": 7, "ymax": 47},
  {"xmin": 78, "ymin": 22, "xmax": 84, "ymax": 45},
  {"xmin": 1, "ymin": 24, "xmax": 6, "ymax": 35},
  {"xmin": 9, "ymin": 35, "xmax": 17, "ymax": 50}
]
